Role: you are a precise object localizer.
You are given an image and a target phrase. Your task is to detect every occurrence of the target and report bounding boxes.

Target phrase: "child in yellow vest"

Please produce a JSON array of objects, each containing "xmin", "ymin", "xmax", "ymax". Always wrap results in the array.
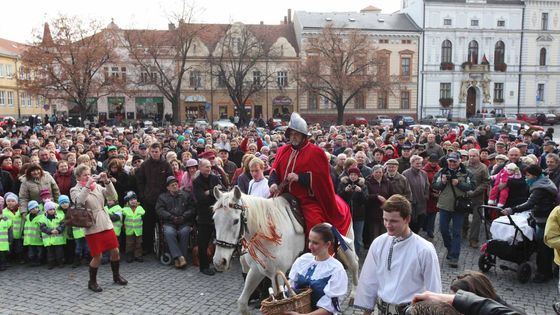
[
  {"xmin": 23, "ymin": 201, "xmax": 44, "ymax": 266},
  {"xmin": 105, "ymin": 198, "xmax": 124, "ymax": 240},
  {"xmin": 58, "ymin": 195, "xmax": 89, "ymax": 268},
  {"xmin": 2, "ymin": 193, "xmax": 24, "ymax": 264},
  {"xmin": 0, "ymin": 196, "xmax": 12, "ymax": 271},
  {"xmin": 40, "ymin": 201, "xmax": 66, "ymax": 269},
  {"xmin": 123, "ymin": 191, "xmax": 145, "ymax": 263}
]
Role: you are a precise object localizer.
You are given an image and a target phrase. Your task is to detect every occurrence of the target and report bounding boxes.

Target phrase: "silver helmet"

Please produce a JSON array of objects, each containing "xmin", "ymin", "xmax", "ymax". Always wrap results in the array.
[{"xmin": 286, "ymin": 112, "xmax": 310, "ymax": 137}]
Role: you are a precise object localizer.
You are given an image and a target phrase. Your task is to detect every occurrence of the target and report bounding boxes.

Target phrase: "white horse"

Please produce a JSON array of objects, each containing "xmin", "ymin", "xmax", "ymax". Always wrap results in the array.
[{"xmin": 212, "ymin": 186, "xmax": 360, "ymax": 315}]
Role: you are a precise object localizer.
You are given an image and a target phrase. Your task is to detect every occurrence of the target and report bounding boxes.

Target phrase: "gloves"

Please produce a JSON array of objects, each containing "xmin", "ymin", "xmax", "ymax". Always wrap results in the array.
[{"xmin": 109, "ymin": 213, "xmax": 120, "ymax": 222}]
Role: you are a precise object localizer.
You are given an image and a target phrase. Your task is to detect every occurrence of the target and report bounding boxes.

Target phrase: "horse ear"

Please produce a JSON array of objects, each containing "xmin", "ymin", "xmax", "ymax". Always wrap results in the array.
[
  {"xmin": 233, "ymin": 185, "xmax": 242, "ymax": 201},
  {"xmin": 213, "ymin": 186, "xmax": 223, "ymax": 199}
]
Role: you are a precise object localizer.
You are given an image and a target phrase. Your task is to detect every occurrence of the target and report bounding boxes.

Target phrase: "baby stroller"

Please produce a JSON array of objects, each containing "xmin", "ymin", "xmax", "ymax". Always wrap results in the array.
[
  {"xmin": 154, "ymin": 220, "xmax": 173, "ymax": 265},
  {"xmin": 477, "ymin": 205, "xmax": 537, "ymax": 283}
]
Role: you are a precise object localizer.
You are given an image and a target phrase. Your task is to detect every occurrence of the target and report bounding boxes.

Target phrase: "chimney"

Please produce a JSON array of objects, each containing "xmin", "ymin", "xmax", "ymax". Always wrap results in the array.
[
  {"xmin": 42, "ymin": 22, "xmax": 54, "ymax": 46},
  {"xmin": 168, "ymin": 23, "xmax": 176, "ymax": 30},
  {"xmin": 288, "ymin": 9, "xmax": 292, "ymax": 24},
  {"xmin": 284, "ymin": 16, "xmax": 288, "ymax": 24}
]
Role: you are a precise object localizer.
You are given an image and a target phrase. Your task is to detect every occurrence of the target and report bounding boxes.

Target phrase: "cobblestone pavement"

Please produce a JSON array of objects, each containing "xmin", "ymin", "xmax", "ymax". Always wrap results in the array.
[{"xmin": 1, "ymin": 226, "xmax": 557, "ymax": 315}]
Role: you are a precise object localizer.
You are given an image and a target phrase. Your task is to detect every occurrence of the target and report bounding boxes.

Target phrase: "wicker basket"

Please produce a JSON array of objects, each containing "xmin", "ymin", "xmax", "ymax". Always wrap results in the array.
[{"xmin": 260, "ymin": 271, "xmax": 313, "ymax": 315}]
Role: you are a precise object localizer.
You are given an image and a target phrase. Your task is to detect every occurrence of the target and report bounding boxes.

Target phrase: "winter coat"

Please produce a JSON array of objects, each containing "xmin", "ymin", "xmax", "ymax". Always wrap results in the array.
[
  {"xmin": 546, "ymin": 167, "xmax": 560, "ymax": 189},
  {"xmin": 39, "ymin": 160, "xmax": 58, "ymax": 176},
  {"xmin": 19, "ymin": 173, "xmax": 60, "ymax": 214},
  {"xmin": 452, "ymin": 290, "xmax": 524, "ymax": 315},
  {"xmin": 0, "ymin": 170, "xmax": 14, "ymax": 196},
  {"xmin": 70, "ymin": 182, "xmax": 117, "ymax": 235},
  {"xmin": 337, "ymin": 176, "xmax": 368, "ymax": 221},
  {"xmin": 503, "ymin": 177, "xmax": 529, "ymax": 208},
  {"xmin": 385, "ymin": 173, "xmax": 412, "ymax": 202},
  {"xmin": 364, "ymin": 175, "xmax": 393, "ymax": 222},
  {"xmin": 109, "ymin": 170, "xmax": 133, "ymax": 207},
  {"xmin": 466, "ymin": 161, "xmax": 490, "ymax": 209},
  {"xmin": 397, "ymin": 157, "xmax": 411, "ymax": 174},
  {"xmin": 425, "ymin": 143, "xmax": 444, "ymax": 159},
  {"xmin": 432, "ymin": 163, "xmax": 475, "ymax": 212},
  {"xmin": 54, "ymin": 170, "xmax": 76, "ymax": 197},
  {"xmin": 423, "ymin": 163, "xmax": 441, "ymax": 214},
  {"xmin": 136, "ymin": 157, "xmax": 173, "ymax": 206},
  {"xmin": 358, "ymin": 165, "xmax": 372, "ymax": 178},
  {"xmin": 402, "ymin": 168, "xmax": 430, "ymax": 216},
  {"xmin": 512, "ymin": 175, "xmax": 558, "ymax": 226},
  {"xmin": 155, "ymin": 190, "xmax": 196, "ymax": 226},
  {"xmin": 192, "ymin": 174, "xmax": 222, "ymax": 225},
  {"xmin": 544, "ymin": 206, "xmax": 560, "ymax": 266}
]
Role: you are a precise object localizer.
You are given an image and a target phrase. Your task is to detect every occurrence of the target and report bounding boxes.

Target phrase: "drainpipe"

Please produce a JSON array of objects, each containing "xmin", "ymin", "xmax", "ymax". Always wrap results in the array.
[
  {"xmin": 419, "ymin": 1, "xmax": 426, "ymax": 120},
  {"xmin": 517, "ymin": 6, "xmax": 525, "ymax": 115}
]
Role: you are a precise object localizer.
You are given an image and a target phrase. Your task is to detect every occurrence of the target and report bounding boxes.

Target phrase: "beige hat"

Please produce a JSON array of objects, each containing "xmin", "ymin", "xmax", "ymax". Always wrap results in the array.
[
  {"xmin": 495, "ymin": 154, "xmax": 508, "ymax": 161},
  {"xmin": 385, "ymin": 159, "xmax": 399, "ymax": 166}
]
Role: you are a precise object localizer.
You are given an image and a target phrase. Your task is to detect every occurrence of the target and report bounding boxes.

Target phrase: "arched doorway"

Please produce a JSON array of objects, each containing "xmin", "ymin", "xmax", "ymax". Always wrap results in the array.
[{"xmin": 466, "ymin": 87, "xmax": 477, "ymax": 118}]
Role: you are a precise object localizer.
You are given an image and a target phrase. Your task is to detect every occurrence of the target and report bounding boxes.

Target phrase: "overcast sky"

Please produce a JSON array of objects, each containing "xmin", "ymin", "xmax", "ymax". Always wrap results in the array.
[{"xmin": 1, "ymin": 0, "xmax": 401, "ymax": 43}]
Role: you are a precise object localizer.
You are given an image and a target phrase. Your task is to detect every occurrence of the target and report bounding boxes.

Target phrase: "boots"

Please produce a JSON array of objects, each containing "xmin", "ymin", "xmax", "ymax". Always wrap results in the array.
[
  {"xmin": 110, "ymin": 260, "xmax": 128, "ymax": 285},
  {"xmin": 88, "ymin": 266, "xmax": 103, "ymax": 292},
  {"xmin": 73, "ymin": 255, "xmax": 81, "ymax": 268}
]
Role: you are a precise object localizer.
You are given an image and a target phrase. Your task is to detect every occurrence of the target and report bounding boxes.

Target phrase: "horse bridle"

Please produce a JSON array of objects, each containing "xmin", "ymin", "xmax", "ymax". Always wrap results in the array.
[{"xmin": 215, "ymin": 199, "xmax": 248, "ymax": 250}]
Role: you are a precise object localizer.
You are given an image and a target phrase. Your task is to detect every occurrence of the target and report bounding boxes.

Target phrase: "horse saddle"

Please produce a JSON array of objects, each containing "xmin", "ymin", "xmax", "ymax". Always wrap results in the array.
[{"xmin": 279, "ymin": 193, "xmax": 306, "ymax": 234}]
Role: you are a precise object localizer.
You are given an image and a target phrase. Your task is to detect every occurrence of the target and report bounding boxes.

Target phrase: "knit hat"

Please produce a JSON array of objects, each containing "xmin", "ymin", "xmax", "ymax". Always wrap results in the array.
[
  {"xmin": 348, "ymin": 167, "xmax": 361, "ymax": 176},
  {"xmin": 44, "ymin": 201, "xmax": 56, "ymax": 212},
  {"xmin": 28, "ymin": 200, "xmax": 39, "ymax": 211},
  {"xmin": 197, "ymin": 138, "xmax": 205, "ymax": 144},
  {"xmin": 506, "ymin": 163, "xmax": 520, "ymax": 173},
  {"xmin": 58, "ymin": 195, "xmax": 70, "ymax": 205},
  {"xmin": 177, "ymin": 135, "xmax": 185, "ymax": 143},
  {"xmin": 185, "ymin": 159, "xmax": 198, "ymax": 168},
  {"xmin": 4, "ymin": 192, "xmax": 18, "ymax": 203},
  {"xmin": 124, "ymin": 191, "xmax": 137, "ymax": 202},
  {"xmin": 39, "ymin": 189, "xmax": 52, "ymax": 200}
]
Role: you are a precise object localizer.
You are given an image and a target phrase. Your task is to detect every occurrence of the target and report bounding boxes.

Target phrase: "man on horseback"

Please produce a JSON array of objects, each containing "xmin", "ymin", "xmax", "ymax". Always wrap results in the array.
[{"xmin": 269, "ymin": 112, "xmax": 352, "ymax": 236}]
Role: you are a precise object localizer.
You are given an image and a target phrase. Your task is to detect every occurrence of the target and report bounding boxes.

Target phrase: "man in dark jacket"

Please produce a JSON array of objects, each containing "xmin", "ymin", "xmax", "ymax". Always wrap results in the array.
[
  {"xmin": 38, "ymin": 149, "xmax": 57, "ymax": 175},
  {"xmin": 193, "ymin": 159, "xmax": 223, "ymax": 276},
  {"xmin": 136, "ymin": 142, "xmax": 173, "ymax": 253},
  {"xmin": 505, "ymin": 165, "xmax": 558, "ymax": 283},
  {"xmin": 156, "ymin": 176, "xmax": 196, "ymax": 269}
]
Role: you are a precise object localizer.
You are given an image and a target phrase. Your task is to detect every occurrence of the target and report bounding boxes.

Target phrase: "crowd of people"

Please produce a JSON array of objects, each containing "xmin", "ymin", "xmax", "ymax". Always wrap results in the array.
[{"xmin": 0, "ymin": 114, "xmax": 559, "ymax": 314}]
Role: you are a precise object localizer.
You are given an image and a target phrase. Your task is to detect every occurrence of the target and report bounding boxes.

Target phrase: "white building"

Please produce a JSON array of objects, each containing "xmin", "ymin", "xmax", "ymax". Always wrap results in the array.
[
  {"xmin": 402, "ymin": 0, "xmax": 525, "ymax": 119},
  {"xmin": 519, "ymin": 0, "xmax": 560, "ymax": 114}
]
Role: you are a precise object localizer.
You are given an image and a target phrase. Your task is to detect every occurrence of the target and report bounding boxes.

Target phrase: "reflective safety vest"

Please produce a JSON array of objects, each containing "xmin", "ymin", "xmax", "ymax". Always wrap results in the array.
[
  {"xmin": 0, "ymin": 218, "xmax": 12, "ymax": 251},
  {"xmin": 123, "ymin": 205, "xmax": 145, "ymax": 236},
  {"xmin": 72, "ymin": 227, "xmax": 86, "ymax": 239},
  {"xmin": 23, "ymin": 213, "xmax": 45, "ymax": 246},
  {"xmin": 2, "ymin": 207, "xmax": 23, "ymax": 239},
  {"xmin": 105, "ymin": 205, "xmax": 124, "ymax": 237},
  {"xmin": 41, "ymin": 213, "xmax": 66, "ymax": 247}
]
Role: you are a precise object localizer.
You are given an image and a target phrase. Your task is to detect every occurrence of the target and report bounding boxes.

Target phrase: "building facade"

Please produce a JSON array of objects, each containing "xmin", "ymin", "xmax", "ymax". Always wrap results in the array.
[
  {"xmin": 401, "ymin": 0, "xmax": 524, "ymax": 119},
  {"xmin": 293, "ymin": 8, "xmax": 422, "ymax": 122}
]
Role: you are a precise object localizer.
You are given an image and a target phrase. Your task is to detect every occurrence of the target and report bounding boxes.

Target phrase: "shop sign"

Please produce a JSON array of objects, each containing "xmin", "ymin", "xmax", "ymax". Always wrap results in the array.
[
  {"xmin": 185, "ymin": 95, "xmax": 206, "ymax": 102},
  {"xmin": 272, "ymin": 96, "xmax": 292, "ymax": 106}
]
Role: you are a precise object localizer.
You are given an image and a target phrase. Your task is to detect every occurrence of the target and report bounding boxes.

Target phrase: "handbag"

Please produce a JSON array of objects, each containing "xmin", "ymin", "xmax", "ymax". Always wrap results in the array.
[
  {"xmin": 450, "ymin": 182, "xmax": 473, "ymax": 214},
  {"xmin": 65, "ymin": 205, "xmax": 94, "ymax": 228}
]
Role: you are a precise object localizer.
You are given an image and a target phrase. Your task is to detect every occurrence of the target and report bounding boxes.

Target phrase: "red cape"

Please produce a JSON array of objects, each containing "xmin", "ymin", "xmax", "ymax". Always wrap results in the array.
[{"xmin": 271, "ymin": 141, "xmax": 351, "ymax": 235}]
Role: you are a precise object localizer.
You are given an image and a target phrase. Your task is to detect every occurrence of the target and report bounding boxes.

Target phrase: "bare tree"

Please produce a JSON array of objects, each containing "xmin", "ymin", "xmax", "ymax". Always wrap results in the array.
[
  {"xmin": 210, "ymin": 23, "xmax": 278, "ymax": 126},
  {"xmin": 19, "ymin": 15, "xmax": 121, "ymax": 125},
  {"xmin": 121, "ymin": 2, "xmax": 205, "ymax": 125},
  {"xmin": 296, "ymin": 24, "xmax": 393, "ymax": 125}
]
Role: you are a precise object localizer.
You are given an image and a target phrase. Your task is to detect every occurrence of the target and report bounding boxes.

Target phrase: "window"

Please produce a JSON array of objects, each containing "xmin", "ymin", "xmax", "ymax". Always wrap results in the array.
[
  {"xmin": 0, "ymin": 91, "xmax": 4, "ymax": 105},
  {"xmin": 189, "ymin": 70, "xmax": 202, "ymax": 88},
  {"xmin": 400, "ymin": 91, "xmax": 410, "ymax": 109},
  {"xmin": 540, "ymin": 48, "xmax": 547, "ymax": 66},
  {"xmin": 322, "ymin": 96, "xmax": 331, "ymax": 109},
  {"xmin": 6, "ymin": 65, "xmax": 13, "ymax": 79},
  {"xmin": 308, "ymin": 92, "xmax": 318, "ymax": 110},
  {"xmin": 20, "ymin": 93, "xmax": 26, "ymax": 107},
  {"xmin": 19, "ymin": 66, "xmax": 25, "ymax": 80},
  {"xmin": 401, "ymin": 39, "xmax": 412, "ymax": 44},
  {"xmin": 7, "ymin": 91, "xmax": 13, "ymax": 106},
  {"xmin": 140, "ymin": 72, "xmax": 150, "ymax": 83},
  {"xmin": 110, "ymin": 66, "xmax": 119, "ymax": 79},
  {"xmin": 377, "ymin": 91, "xmax": 388, "ymax": 109},
  {"xmin": 379, "ymin": 39, "xmax": 389, "ymax": 44},
  {"xmin": 471, "ymin": 19, "xmax": 479, "ymax": 27},
  {"xmin": 121, "ymin": 67, "xmax": 127, "ymax": 83},
  {"xmin": 441, "ymin": 40, "xmax": 453, "ymax": 63},
  {"xmin": 253, "ymin": 71, "xmax": 261, "ymax": 85},
  {"xmin": 494, "ymin": 83, "xmax": 504, "ymax": 101},
  {"xmin": 277, "ymin": 71, "xmax": 288, "ymax": 87},
  {"xmin": 468, "ymin": 40, "xmax": 479, "ymax": 64},
  {"xmin": 497, "ymin": 20, "xmax": 505, "ymax": 27},
  {"xmin": 354, "ymin": 92, "xmax": 365, "ymax": 109},
  {"xmin": 401, "ymin": 57, "xmax": 411, "ymax": 78},
  {"xmin": 542, "ymin": 13, "xmax": 549, "ymax": 31},
  {"xmin": 440, "ymin": 83, "xmax": 451, "ymax": 99},
  {"xmin": 494, "ymin": 41, "xmax": 505, "ymax": 65},
  {"xmin": 217, "ymin": 71, "xmax": 227, "ymax": 88},
  {"xmin": 444, "ymin": 19, "xmax": 452, "ymax": 26},
  {"xmin": 537, "ymin": 84, "xmax": 545, "ymax": 101},
  {"xmin": 0, "ymin": 64, "xmax": 3, "ymax": 78}
]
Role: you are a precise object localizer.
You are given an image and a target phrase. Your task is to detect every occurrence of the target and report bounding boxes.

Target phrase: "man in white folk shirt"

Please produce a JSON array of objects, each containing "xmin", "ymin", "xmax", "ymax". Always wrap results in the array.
[
  {"xmin": 354, "ymin": 194, "xmax": 442, "ymax": 315},
  {"xmin": 248, "ymin": 158, "xmax": 269, "ymax": 198}
]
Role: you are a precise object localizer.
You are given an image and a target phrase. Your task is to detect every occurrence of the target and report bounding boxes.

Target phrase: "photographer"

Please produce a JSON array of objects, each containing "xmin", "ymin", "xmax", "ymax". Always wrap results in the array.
[
  {"xmin": 432, "ymin": 152, "xmax": 475, "ymax": 268},
  {"xmin": 337, "ymin": 167, "xmax": 368, "ymax": 255},
  {"xmin": 240, "ymin": 129, "xmax": 263, "ymax": 153}
]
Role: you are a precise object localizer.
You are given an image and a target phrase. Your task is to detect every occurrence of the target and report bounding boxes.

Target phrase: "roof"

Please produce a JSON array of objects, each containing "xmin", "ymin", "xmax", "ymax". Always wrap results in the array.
[
  {"xmin": 425, "ymin": 0, "xmax": 524, "ymax": 5},
  {"xmin": 294, "ymin": 11, "xmax": 422, "ymax": 32},
  {"xmin": 0, "ymin": 38, "xmax": 26, "ymax": 56},
  {"xmin": 121, "ymin": 22, "xmax": 299, "ymax": 53}
]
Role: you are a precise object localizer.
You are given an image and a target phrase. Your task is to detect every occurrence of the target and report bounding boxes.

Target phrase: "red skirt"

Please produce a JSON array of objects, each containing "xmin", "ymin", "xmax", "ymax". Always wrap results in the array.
[{"xmin": 85, "ymin": 229, "xmax": 119, "ymax": 256}]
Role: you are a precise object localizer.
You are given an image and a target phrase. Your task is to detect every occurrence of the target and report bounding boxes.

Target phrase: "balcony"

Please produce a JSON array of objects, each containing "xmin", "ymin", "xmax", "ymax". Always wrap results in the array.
[
  {"xmin": 461, "ymin": 62, "xmax": 490, "ymax": 73},
  {"xmin": 440, "ymin": 62, "xmax": 455, "ymax": 71},
  {"xmin": 439, "ymin": 98, "xmax": 453, "ymax": 108},
  {"xmin": 494, "ymin": 63, "xmax": 507, "ymax": 72}
]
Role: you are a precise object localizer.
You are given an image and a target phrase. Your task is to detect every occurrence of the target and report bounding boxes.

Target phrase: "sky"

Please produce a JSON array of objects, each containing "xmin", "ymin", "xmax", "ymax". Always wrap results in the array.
[{"xmin": 0, "ymin": 0, "xmax": 401, "ymax": 43}]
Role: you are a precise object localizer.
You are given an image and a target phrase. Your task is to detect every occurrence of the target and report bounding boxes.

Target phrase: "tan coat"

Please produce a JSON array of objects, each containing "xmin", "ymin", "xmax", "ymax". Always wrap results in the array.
[
  {"xmin": 70, "ymin": 182, "xmax": 117, "ymax": 235},
  {"xmin": 19, "ymin": 173, "xmax": 60, "ymax": 214}
]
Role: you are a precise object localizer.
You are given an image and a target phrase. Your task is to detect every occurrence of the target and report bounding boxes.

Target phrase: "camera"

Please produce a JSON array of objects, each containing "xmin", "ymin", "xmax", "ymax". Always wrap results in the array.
[{"xmin": 351, "ymin": 184, "xmax": 357, "ymax": 190}]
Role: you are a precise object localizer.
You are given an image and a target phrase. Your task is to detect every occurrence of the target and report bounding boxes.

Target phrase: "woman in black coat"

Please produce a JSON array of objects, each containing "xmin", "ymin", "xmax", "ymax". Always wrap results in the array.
[
  {"xmin": 107, "ymin": 159, "xmax": 132, "ymax": 207},
  {"xmin": 337, "ymin": 167, "xmax": 368, "ymax": 255}
]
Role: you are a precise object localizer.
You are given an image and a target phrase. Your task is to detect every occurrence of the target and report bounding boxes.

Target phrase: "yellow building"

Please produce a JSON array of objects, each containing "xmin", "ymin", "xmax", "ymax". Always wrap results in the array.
[{"xmin": 0, "ymin": 38, "xmax": 45, "ymax": 120}]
